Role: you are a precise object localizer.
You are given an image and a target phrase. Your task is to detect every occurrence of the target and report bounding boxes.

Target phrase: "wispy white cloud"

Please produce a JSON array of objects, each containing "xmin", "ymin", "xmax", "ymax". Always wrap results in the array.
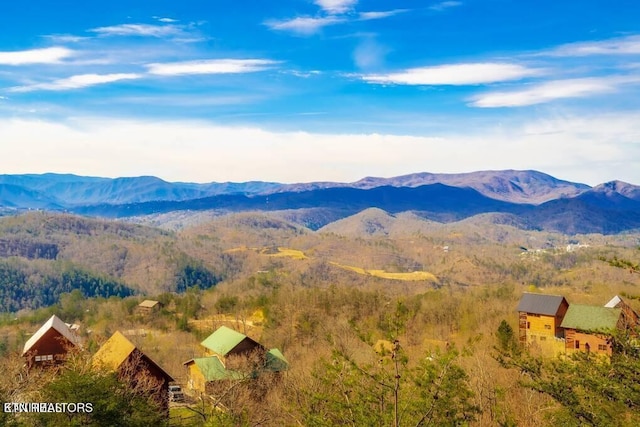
[
  {"xmin": 0, "ymin": 47, "xmax": 74, "ymax": 65},
  {"xmin": 358, "ymin": 10, "xmax": 408, "ymax": 21},
  {"xmin": 43, "ymin": 34, "xmax": 89, "ymax": 43},
  {"xmin": 544, "ymin": 35, "xmax": 640, "ymax": 56},
  {"xmin": 470, "ymin": 76, "xmax": 640, "ymax": 107},
  {"xmin": 10, "ymin": 73, "xmax": 142, "ymax": 92},
  {"xmin": 285, "ymin": 70, "xmax": 322, "ymax": 78},
  {"xmin": 90, "ymin": 23, "xmax": 186, "ymax": 38},
  {"xmin": 147, "ymin": 59, "xmax": 278, "ymax": 76},
  {"xmin": 154, "ymin": 17, "xmax": 179, "ymax": 23},
  {"xmin": 265, "ymin": 16, "xmax": 343, "ymax": 35},
  {"xmin": 362, "ymin": 63, "xmax": 541, "ymax": 85},
  {"xmin": 2, "ymin": 113, "xmax": 639, "ymax": 185},
  {"xmin": 430, "ymin": 1, "xmax": 462, "ymax": 12},
  {"xmin": 315, "ymin": 0, "xmax": 357, "ymax": 15}
]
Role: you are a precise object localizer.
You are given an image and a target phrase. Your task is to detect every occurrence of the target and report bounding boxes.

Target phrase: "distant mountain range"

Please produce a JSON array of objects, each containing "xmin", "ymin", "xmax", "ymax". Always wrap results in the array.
[{"xmin": 1, "ymin": 170, "xmax": 639, "ymax": 235}]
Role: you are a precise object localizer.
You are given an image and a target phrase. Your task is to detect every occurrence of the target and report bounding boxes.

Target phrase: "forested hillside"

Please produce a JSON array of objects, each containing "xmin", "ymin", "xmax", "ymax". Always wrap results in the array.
[{"xmin": 1, "ymin": 211, "xmax": 640, "ymax": 425}]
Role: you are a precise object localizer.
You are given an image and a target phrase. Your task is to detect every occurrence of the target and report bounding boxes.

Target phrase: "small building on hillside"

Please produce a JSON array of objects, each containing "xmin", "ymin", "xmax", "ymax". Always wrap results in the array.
[
  {"xmin": 185, "ymin": 326, "xmax": 289, "ymax": 394},
  {"xmin": 93, "ymin": 331, "xmax": 174, "ymax": 414},
  {"xmin": 517, "ymin": 293, "xmax": 569, "ymax": 345},
  {"xmin": 183, "ymin": 356, "xmax": 245, "ymax": 393},
  {"xmin": 22, "ymin": 315, "xmax": 82, "ymax": 367},
  {"xmin": 560, "ymin": 305, "xmax": 623, "ymax": 355},
  {"xmin": 605, "ymin": 295, "xmax": 640, "ymax": 328},
  {"xmin": 200, "ymin": 326, "xmax": 264, "ymax": 361},
  {"xmin": 136, "ymin": 300, "xmax": 163, "ymax": 315}
]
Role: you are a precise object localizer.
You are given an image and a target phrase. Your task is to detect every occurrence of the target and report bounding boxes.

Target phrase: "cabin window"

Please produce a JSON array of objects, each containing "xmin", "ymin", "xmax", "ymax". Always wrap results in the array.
[
  {"xmin": 544, "ymin": 324, "xmax": 551, "ymax": 330},
  {"xmin": 598, "ymin": 344, "xmax": 607, "ymax": 351},
  {"xmin": 35, "ymin": 354, "xmax": 53, "ymax": 362},
  {"xmin": 539, "ymin": 336, "xmax": 546, "ymax": 341},
  {"xmin": 575, "ymin": 340, "xmax": 580, "ymax": 349},
  {"xmin": 527, "ymin": 322, "xmax": 530, "ymax": 329}
]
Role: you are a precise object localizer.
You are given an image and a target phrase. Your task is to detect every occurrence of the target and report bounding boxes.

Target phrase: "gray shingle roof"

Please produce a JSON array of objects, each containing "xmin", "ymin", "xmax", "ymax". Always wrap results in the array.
[{"xmin": 517, "ymin": 293, "xmax": 567, "ymax": 316}]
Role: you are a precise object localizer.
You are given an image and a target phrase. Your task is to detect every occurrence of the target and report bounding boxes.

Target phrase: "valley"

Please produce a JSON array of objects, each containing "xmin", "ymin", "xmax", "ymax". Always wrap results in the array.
[{"xmin": 0, "ymin": 170, "xmax": 639, "ymax": 425}]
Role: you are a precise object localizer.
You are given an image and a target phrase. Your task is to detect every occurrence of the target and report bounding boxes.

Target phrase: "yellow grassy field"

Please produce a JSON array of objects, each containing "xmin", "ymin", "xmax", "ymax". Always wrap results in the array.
[
  {"xmin": 330, "ymin": 262, "xmax": 438, "ymax": 282},
  {"xmin": 225, "ymin": 246, "xmax": 307, "ymax": 260},
  {"xmin": 266, "ymin": 247, "xmax": 307, "ymax": 260}
]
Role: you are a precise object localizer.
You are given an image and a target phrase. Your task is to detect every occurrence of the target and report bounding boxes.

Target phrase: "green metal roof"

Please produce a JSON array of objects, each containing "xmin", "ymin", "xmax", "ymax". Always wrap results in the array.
[
  {"xmin": 266, "ymin": 348, "xmax": 289, "ymax": 372},
  {"xmin": 192, "ymin": 357, "xmax": 244, "ymax": 381},
  {"xmin": 560, "ymin": 305, "xmax": 622, "ymax": 332},
  {"xmin": 200, "ymin": 326, "xmax": 248, "ymax": 355}
]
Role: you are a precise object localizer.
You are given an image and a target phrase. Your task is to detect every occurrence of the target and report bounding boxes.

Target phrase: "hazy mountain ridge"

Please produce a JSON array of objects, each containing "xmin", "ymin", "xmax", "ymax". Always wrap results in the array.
[
  {"xmin": 0, "ymin": 173, "xmax": 280, "ymax": 207},
  {"xmin": 278, "ymin": 170, "xmax": 590, "ymax": 204},
  {"xmin": 1, "ymin": 171, "xmax": 639, "ymax": 235}
]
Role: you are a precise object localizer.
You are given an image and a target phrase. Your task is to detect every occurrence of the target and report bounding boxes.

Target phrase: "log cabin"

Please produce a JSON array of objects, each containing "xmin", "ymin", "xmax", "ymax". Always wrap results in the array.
[
  {"xmin": 560, "ymin": 304, "xmax": 623, "ymax": 355},
  {"xmin": 93, "ymin": 331, "xmax": 174, "ymax": 415},
  {"xmin": 22, "ymin": 315, "xmax": 82, "ymax": 368},
  {"xmin": 517, "ymin": 293, "xmax": 569, "ymax": 345}
]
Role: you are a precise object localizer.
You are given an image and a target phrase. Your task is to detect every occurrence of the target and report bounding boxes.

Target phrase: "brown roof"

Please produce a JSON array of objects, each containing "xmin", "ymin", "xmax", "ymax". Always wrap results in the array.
[{"xmin": 138, "ymin": 300, "xmax": 161, "ymax": 308}]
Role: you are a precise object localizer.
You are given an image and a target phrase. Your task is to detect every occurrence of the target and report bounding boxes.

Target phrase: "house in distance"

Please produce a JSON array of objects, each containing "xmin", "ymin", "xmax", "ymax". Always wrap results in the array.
[
  {"xmin": 184, "ymin": 326, "xmax": 288, "ymax": 394},
  {"xmin": 22, "ymin": 314, "xmax": 82, "ymax": 367},
  {"xmin": 517, "ymin": 293, "xmax": 569, "ymax": 346},
  {"xmin": 136, "ymin": 299, "xmax": 163, "ymax": 315},
  {"xmin": 517, "ymin": 293, "xmax": 640, "ymax": 356}
]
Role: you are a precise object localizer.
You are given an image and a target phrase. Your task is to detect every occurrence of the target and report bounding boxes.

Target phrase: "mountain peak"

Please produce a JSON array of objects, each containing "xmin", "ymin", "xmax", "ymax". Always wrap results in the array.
[{"xmin": 592, "ymin": 181, "xmax": 640, "ymax": 200}]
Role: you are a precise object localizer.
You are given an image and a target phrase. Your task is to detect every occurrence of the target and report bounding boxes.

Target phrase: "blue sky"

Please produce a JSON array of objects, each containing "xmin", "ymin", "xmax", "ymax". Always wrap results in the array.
[{"xmin": 1, "ymin": 0, "xmax": 639, "ymax": 185}]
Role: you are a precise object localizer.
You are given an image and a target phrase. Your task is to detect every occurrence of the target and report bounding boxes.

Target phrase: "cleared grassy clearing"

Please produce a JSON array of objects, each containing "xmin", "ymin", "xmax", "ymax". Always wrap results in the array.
[
  {"xmin": 225, "ymin": 246, "xmax": 307, "ymax": 260},
  {"xmin": 330, "ymin": 262, "xmax": 438, "ymax": 282}
]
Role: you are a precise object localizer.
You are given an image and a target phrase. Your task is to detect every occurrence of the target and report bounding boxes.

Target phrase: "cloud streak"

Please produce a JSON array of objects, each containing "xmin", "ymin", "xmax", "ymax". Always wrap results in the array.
[
  {"xmin": 10, "ymin": 73, "xmax": 142, "ymax": 92},
  {"xmin": 265, "ymin": 16, "xmax": 343, "ymax": 35},
  {"xmin": 146, "ymin": 59, "xmax": 279, "ymax": 76},
  {"xmin": 0, "ymin": 47, "xmax": 74, "ymax": 65},
  {"xmin": 544, "ymin": 35, "xmax": 640, "ymax": 56},
  {"xmin": 429, "ymin": 1, "xmax": 463, "ymax": 12},
  {"xmin": 470, "ymin": 76, "xmax": 640, "ymax": 107},
  {"xmin": 362, "ymin": 63, "xmax": 541, "ymax": 85},
  {"xmin": 359, "ymin": 10, "xmax": 408, "ymax": 21},
  {"xmin": 90, "ymin": 23, "xmax": 187, "ymax": 38}
]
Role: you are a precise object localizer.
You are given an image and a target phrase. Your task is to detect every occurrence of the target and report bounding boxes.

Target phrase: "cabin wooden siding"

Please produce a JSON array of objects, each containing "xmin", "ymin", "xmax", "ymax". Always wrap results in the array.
[
  {"xmin": 517, "ymin": 294, "xmax": 569, "ymax": 346},
  {"xmin": 565, "ymin": 329, "xmax": 612, "ymax": 355},
  {"xmin": 24, "ymin": 329, "xmax": 74, "ymax": 366},
  {"xmin": 554, "ymin": 300, "xmax": 570, "ymax": 337},
  {"xmin": 186, "ymin": 362, "xmax": 207, "ymax": 393},
  {"xmin": 520, "ymin": 312, "xmax": 564, "ymax": 344}
]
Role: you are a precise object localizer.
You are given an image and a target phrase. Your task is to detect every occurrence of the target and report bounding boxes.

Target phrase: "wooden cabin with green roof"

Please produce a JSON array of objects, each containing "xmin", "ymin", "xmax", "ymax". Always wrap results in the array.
[
  {"xmin": 185, "ymin": 326, "xmax": 289, "ymax": 394},
  {"xmin": 560, "ymin": 305, "xmax": 623, "ymax": 355},
  {"xmin": 200, "ymin": 325, "xmax": 264, "ymax": 361},
  {"xmin": 183, "ymin": 356, "xmax": 245, "ymax": 393}
]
